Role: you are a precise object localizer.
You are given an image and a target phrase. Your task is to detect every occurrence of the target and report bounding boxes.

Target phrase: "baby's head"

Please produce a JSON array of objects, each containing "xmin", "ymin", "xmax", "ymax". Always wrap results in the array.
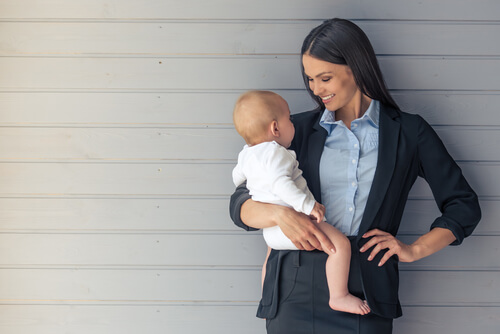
[{"xmin": 233, "ymin": 90, "xmax": 294, "ymax": 147}]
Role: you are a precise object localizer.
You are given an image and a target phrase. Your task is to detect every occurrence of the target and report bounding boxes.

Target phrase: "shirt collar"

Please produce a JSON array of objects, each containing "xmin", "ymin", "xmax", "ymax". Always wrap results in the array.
[{"xmin": 319, "ymin": 99, "xmax": 380, "ymax": 134}]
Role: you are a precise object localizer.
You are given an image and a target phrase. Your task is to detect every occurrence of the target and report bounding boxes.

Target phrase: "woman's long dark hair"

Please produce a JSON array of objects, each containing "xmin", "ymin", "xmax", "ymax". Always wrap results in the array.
[{"xmin": 301, "ymin": 18, "xmax": 400, "ymax": 111}]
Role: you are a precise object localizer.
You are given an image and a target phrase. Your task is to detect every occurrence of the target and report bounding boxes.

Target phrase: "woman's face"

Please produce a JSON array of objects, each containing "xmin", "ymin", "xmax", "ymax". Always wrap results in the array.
[{"xmin": 302, "ymin": 54, "xmax": 361, "ymax": 113}]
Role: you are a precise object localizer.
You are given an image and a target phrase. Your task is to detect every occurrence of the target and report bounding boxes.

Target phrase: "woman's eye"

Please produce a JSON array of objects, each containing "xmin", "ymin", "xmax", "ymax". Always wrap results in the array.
[{"xmin": 322, "ymin": 77, "xmax": 331, "ymax": 82}]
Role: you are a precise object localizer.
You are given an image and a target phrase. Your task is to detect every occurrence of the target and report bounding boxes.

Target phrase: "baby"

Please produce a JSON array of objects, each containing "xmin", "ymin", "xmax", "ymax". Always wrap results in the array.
[{"xmin": 232, "ymin": 90, "xmax": 370, "ymax": 315}]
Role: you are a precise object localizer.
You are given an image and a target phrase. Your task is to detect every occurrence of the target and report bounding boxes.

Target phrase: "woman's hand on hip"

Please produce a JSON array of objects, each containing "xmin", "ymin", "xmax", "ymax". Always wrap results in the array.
[
  {"xmin": 276, "ymin": 206, "xmax": 335, "ymax": 252},
  {"xmin": 360, "ymin": 227, "xmax": 456, "ymax": 266},
  {"xmin": 360, "ymin": 229, "xmax": 417, "ymax": 266}
]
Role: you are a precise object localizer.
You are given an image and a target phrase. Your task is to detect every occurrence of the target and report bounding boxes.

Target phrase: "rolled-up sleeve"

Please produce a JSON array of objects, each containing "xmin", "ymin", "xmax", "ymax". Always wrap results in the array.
[
  {"xmin": 416, "ymin": 115, "xmax": 481, "ymax": 245},
  {"xmin": 229, "ymin": 182, "xmax": 259, "ymax": 231}
]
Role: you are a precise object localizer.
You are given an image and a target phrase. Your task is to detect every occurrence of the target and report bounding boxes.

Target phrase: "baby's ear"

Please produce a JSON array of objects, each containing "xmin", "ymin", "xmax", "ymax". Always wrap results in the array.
[{"xmin": 270, "ymin": 120, "xmax": 280, "ymax": 137}]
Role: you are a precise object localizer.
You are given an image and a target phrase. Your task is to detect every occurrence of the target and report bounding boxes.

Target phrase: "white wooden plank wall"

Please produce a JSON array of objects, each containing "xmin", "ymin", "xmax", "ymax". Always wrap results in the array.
[{"xmin": 0, "ymin": 1, "xmax": 498, "ymax": 333}]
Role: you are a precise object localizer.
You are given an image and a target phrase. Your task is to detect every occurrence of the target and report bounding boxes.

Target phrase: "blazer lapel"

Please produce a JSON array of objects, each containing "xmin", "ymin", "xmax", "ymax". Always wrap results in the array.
[
  {"xmin": 357, "ymin": 105, "xmax": 401, "ymax": 239},
  {"xmin": 307, "ymin": 116, "xmax": 328, "ymax": 202}
]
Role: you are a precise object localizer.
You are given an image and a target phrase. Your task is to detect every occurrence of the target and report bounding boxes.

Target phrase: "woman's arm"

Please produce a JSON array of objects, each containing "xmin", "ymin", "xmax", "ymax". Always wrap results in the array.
[
  {"xmin": 229, "ymin": 183, "xmax": 335, "ymax": 251},
  {"xmin": 415, "ymin": 115, "xmax": 481, "ymax": 245},
  {"xmin": 361, "ymin": 115, "xmax": 481, "ymax": 265},
  {"xmin": 360, "ymin": 227, "xmax": 456, "ymax": 266},
  {"xmin": 243, "ymin": 199, "xmax": 335, "ymax": 251}
]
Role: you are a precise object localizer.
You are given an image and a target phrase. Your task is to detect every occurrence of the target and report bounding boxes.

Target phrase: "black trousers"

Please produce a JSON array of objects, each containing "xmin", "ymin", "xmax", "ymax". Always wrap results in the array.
[{"xmin": 264, "ymin": 239, "xmax": 393, "ymax": 334}]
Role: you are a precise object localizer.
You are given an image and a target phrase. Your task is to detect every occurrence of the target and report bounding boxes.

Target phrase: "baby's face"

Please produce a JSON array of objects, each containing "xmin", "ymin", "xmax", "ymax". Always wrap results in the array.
[{"xmin": 275, "ymin": 99, "xmax": 295, "ymax": 148}]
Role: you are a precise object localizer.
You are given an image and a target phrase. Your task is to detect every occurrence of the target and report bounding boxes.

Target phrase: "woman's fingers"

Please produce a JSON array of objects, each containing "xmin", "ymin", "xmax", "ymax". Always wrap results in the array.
[
  {"xmin": 293, "ymin": 236, "xmax": 316, "ymax": 251},
  {"xmin": 360, "ymin": 229, "xmax": 389, "ymax": 252},
  {"xmin": 295, "ymin": 226, "xmax": 328, "ymax": 251},
  {"xmin": 292, "ymin": 240, "xmax": 307, "ymax": 251},
  {"xmin": 378, "ymin": 249, "xmax": 396, "ymax": 267},
  {"xmin": 360, "ymin": 228, "xmax": 410, "ymax": 265},
  {"xmin": 367, "ymin": 239, "xmax": 394, "ymax": 261},
  {"xmin": 316, "ymin": 231, "xmax": 336, "ymax": 253},
  {"xmin": 278, "ymin": 209, "xmax": 331, "ymax": 251},
  {"xmin": 360, "ymin": 234, "xmax": 390, "ymax": 253},
  {"xmin": 362, "ymin": 228, "xmax": 389, "ymax": 238}
]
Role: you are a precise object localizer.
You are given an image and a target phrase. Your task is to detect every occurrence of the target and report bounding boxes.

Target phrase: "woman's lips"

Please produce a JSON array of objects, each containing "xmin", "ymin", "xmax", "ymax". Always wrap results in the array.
[{"xmin": 321, "ymin": 94, "xmax": 335, "ymax": 104}]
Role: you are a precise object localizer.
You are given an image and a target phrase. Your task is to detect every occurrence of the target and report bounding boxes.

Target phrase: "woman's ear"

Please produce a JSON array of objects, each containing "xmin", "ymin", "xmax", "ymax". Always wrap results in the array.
[{"xmin": 270, "ymin": 120, "xmax": 280, "ymax": 138}]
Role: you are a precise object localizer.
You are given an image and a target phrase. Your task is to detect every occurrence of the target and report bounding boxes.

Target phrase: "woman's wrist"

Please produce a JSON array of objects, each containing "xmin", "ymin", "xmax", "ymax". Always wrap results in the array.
[
  {"xmin": 407, "ymin": 243, "xmax": 423, "ymax": 263},
  {"xmin": 408, "ymin": 228, "xmax": 456, "ymax": 262},
  {"xmin": 271, "ymin": 204, "xmax": 290, "ymax": 227}
]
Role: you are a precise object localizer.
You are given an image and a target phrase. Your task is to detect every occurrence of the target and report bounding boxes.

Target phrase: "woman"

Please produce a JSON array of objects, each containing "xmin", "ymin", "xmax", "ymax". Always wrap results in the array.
[{"xmin": 229, "ymin": 18, "xmax": 481, "ymax": 333}]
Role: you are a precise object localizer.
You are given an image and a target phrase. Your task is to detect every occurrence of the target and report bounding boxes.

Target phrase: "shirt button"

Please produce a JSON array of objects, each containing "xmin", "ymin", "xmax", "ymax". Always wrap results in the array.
[
  {"xmin": 352, "ymin": 123, "xmax": 358, "ymax": 127},
  {"xmin": 352, "ymin": 159, "xmax": 356, "ymax": 164},
  {"xmin": 348, "ymin": 207, "xmax": 353, "ymax": 212},
  {"xmin": 351, "ymin": 182, "xmax": 356, "ymax": 187},
  {"xmin": 354, "ymin": 144, "xmax": 358, "ymax": 148}
]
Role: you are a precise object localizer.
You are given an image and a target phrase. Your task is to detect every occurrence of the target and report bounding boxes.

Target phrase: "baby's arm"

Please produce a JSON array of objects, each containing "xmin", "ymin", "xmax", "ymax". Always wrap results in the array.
[
  {"xmin": 310, "ymin": 202, "xmax": 326, "ymax": 223},
  {"xmin": 266, "ymin": 146, "xmax": 319, "ymax": 215},
  {"xmin": 232, "ymin": 154, "xmax": 247, "ymax": 187}
]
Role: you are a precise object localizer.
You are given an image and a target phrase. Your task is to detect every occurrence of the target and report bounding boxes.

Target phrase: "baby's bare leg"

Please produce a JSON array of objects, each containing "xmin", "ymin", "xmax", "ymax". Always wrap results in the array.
[{"xmin": 317, "ymin": 221, "xmax": 371, "ymax": 315}]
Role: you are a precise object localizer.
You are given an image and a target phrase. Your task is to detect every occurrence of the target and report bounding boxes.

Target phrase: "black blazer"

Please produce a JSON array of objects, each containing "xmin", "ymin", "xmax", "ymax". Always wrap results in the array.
[{"xmin": 230, "ymin": 104, "xmax": 481, "ymax": 318}]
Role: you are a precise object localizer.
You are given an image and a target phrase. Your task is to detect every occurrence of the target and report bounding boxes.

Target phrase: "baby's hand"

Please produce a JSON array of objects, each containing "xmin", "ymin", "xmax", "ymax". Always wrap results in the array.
[{"xmin": 310, "ymin": 202, "xmax": 325, "ymax": 223}]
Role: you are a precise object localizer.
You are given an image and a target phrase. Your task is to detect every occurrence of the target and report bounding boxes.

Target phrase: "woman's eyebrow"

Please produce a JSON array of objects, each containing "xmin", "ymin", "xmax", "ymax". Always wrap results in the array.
[{"xmin": 307, "ymin": 71, "xmax": 333, "ymax": 78}]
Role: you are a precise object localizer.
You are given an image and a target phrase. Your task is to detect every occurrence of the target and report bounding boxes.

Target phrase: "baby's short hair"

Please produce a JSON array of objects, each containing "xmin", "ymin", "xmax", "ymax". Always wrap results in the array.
[{"xmin": 233, "ymin": 90, "xmax": 284, "ymax": 145}]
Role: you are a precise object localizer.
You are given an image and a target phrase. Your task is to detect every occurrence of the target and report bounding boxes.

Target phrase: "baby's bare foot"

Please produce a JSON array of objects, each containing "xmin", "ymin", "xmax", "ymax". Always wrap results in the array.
[{"xmin": 329, "ymin": 294, "xmax": 371, "ymax": 315}]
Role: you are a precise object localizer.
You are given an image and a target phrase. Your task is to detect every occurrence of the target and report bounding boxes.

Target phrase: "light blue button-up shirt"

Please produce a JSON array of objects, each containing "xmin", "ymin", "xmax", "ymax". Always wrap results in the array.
[{"xmin": 319, "ymin": 100, "xmax": 380, "ymax": 236}]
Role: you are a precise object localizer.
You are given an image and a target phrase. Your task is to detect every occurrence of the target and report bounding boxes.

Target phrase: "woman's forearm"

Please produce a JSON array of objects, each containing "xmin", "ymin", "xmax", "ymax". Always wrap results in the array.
[
  {"xmin": 240, "ymin": 198, "xmax": 280, "ymax": 229},
  {"xmin": 230, "ymin": 183, "xmax": 335, "ymax": 251},
  {"xmin": 362, "ymin": 227, "xmax": 457, "ymax": 265},
  {"xmin": 241, "ymin": 199, "xmax": 336, "ymax": 252},
  {"xmin": 410, "ymin": 227, "xmax": 457, "ymax": 262}
]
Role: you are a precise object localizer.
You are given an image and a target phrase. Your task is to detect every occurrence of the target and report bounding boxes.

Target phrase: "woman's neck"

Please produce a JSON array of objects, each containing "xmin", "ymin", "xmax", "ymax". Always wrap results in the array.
[{"xmin": 335, "ymin": 94, "xmax": 372, "ymax": 129}]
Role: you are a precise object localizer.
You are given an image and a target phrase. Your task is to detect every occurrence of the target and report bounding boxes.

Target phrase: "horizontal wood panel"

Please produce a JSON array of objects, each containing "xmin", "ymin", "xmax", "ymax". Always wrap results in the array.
[
  {"xmin": 0, "ymin": 268, "xmax": 498, "ymax": 305},
  {"xmin": 0, "ymin": 162, "xmax": 494, "ymax": 196},
  {"xmin": 0, "ymin": 305, "xmax": 497, "ymax": 334},
  {"xmin": 394, "ymin": 307, "xmax": 500, "ymax": 334},
  {"xmin": 0, "ymin": 304, "xmax": 264, "ymax": 334},
  {"xmin": 1, "ymin": 0, "xmax": 499, "ymax": 20},
  {"xmin": 0, "ymin": 91, "xmax": 316, "ymax": 125},
  {"xmin": 433, "ymin": 127, "xmax": 500, "ymax": 161},
  {"xmin": 393, "ymin": 92, "xmax": 500, "ymax": 126},
  {"xmin": 0, "ymin": 198, "xmax": 495, "ymax": 235},
  {"xmin": 0, "ymin": 57, "xmax": 302, "ymax": 90},
  {"xmin": 0, "ymin": 126, "xmax": 497, "ymax": 161},
  {"xmin": 0, "ymin": 234, "xmax": 497, "ymax": 270},
  {"xmin": 0, "ymin": 127, "xmax": 245, "ymax": 161},
  {"xmin": 1, "ymin": 57, "xmax": 500, "ymax": 91},
  {"xmin": 382, "ymin": 57, "xmax": 500, "ymax": 91},
  {"xmin": 0, "ymin": 162, "xmax": 237, "ymax": 195},
  {"xmin": 1, "ymin": 91, "xmax": 499, "ymax": 126},
  {"xmin": 2, "ymin": 21, "xmax": 499, "ymax": 56},
  {"xmin": 0, "ymin": 268, "xmax": 262, "ymax": 301},
  {"xmin": 0, "ymin": 197, "xmax": 236, "ymax": 232},
  {"xmin": 399, "ymin": 270, "xmax": 500, "ymax": 306},
  {"xmin": 0, "ymin": 233, "xmax": 268, "ymax": 267}
]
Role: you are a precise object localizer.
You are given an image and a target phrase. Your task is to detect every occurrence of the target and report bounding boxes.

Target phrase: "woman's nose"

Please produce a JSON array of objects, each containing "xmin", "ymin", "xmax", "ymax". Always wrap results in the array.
[{"xmin": 312, "ymin": 82, "xmax": 322, "ymax": 96}]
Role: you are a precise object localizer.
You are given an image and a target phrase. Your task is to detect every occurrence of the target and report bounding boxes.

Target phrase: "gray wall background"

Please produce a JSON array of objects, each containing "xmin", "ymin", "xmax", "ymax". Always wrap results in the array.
[{"xmin": 0, "ymin": 0, "xmax": 498, "ymax": 333}]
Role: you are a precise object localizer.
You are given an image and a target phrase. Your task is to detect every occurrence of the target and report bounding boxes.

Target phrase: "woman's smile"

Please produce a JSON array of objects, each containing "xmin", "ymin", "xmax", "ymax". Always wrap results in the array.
[{"xmin": 321, "ymin": 94, "xmax": 335, "ymax": 104}]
